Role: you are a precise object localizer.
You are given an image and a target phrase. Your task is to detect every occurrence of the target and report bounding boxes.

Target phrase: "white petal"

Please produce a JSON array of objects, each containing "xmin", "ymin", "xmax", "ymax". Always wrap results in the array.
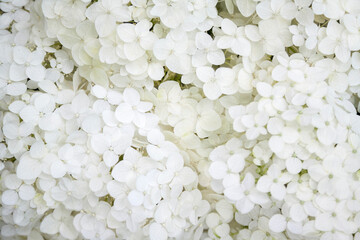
[
  {"xmin": 95, "ymin": 14, "xmax": 115, "ymax": 37},
  {"xmin": 256, "ymin": 82, "xmax": 272, "ymax": 97},
  {"xmin": 18, "ymin": 185, "xmax": 35, "ymax": 201},
  {"xmin": 90, "ymin": 67, "xmax": 108, "ymax": 87},
  {"xmin": 215, "ymin": 200, "xmax": 234, "ymax": 222},
  {"xmin": 291, "ymin": 93, "xmax": 307, "ymax": 105},
  {"xmin": 286, "ymin": 157, "xmax": 302, "ymax": 174},
  {"xmin": 117, "ymin": 23, "xmax": 136, "ymax": 42},
  {"xmin": 50, "ymin": 161, "xmax": 66, "ymax": 178},
  {"xmin": 124, "ymin": 42, "xmax": 145, "ymax": 61},
  {"xmin": 351, "ymin": 52, "xmax": 360, "ymax": 69},
  {"xmin": 227, "ymin": 154, "xmax": 245, "ymax": 173},
  {"xmin": 147, "ymin": 129, "xmax": 165, "ymax": 145},
  {"xmin": 224, "ymin": 185, "xmax": 244, "ymax": 201},
  {"xmin": 4, "ymin": 174, "xmax": 21, "ymax": 189},
  {"xmin": 123, "ymin": 88, "xmax": 140, "ymax": 106},
  {"xmin": 103, "ymin": 151, "xmax": 118, "ymax": 167},
  {"xmin": 236, "ymin": 198, "xmax": 255, "ymax": 214},
  {"xmin": 335, "ymin": 44, "xmax": 350, "ymax": 63},
  {"xmin": 91, "ymin": 134, "xmax": 109, "ymax": 154},
  {"xmin": 9, "ymin": 63, "xmax": 26, "ymax": 81},
  {"xmin": 127, "ymin": 190, "xmax": 144, "ymax": 206},
  {"xmin": 9, "ymin": 100, "xmax": 26, "ymax": 114},
  {"xmin": 149, "ymin": 223, "xmax": 167, "ymax": 240},
  {"xmin": 154, "ymin": 204, "xmax": 171, "ymax": 223},
  {"xmin": 215, "ymin": 67, "xmax": 235, "ymax": 86},
  {"xmin": 175, "ymin": 167, "xmax": 197, "ymax": 185},
  {"xmin": 148, "ymin": 62, "xmax": 165, "ymax": 80},
  {"xmin": 272, "ymin": 65, "xmax": 287, "ymax": 81},
  {"xmin": 195, "ymin": 32, "xmax": 212, "ymax": 49},
  {"xmin": 72, "ymin": 92, "xmax": 90, "ymax": 114},
  {"xmin": 115, "ymin": 103, "xmax": 134, "ymax": 123},
  {"xmin": 38, "ymin": 80, "xmax": 58, "ymax": 94},
  {"xmin": 153, "ymin": 39, "xmax": 173, "ymax": 61},
  {"xmin": 111, "ymin": 162, "xmax": 132, "ymax": 182},
  {"xmin": 315, "ymin": 213, "xmax": 332, "ymax": 231},
  {"xmin": 16, "ymin": 156, "xmax": 41, "ymax": 180},
  {"xmin": 30, "ymin": 141, "xmax": 46, "ymax": 158},
  {"xmin": 232, "ymin": 37, "xmax": 251, "ymax": 56},
  {"xmin": 7, "ymin": 83, "xmax": 27, "ymax": 96},
  {"xmin": 81, "ymin": 114, "xmax": 102, "ymax": 134},
  {"xmin": 203, "ymin": 82, "xmax": 222, "ymax": 100},
  {"xmin": 125, "ymin": 56, "xmax": 148, "ymax": 75},
  {"xmin": 208, "ymin": 50, "xmax": 225, "ymax": 65},
  {"xmin": 158, "ymin": 170, "xmax": 174, "ymax": 184},
  {"xmin": 146, "ymin": 145, "xmax": 164, "ymax": 161},
  {"xmin": 317, "ymin": 127, "xmax": 336, "ymax": 145},
  {"xmin": 237, "ymin": 0, "xmax": 256, "ymax": 17},
  {"xmin": 91, "ymin": 85, "xmax": 107, "ymax": 99},
  {"xmin": 256, "ymin": 1, "xmax": 273, "ymax": 20},
  {"xmin": 268, "ymin": 136, "xmax": 284, "ymax": 153},
  {"xmin": 281, "ymin": 127, "xmax": 299, "ymax": 144},
  {"xmin": 166, "ymin": 54, "xmax": 191, "ymax": 74},
  {"xmin": 166, "ymin": 153, "xmax": 184, "ymax": 172},
  {"xmin": 287, "ymin": 221, "xmax": 302, "ymax": 235},
  {"xmin": 208, "ymin": 161, "xmax": 228, "ymax": 180},
  {"xmin": 269, "ymin": 214, "xmax": 287, "ymax": 233},
  {"xmin": 13, "ymin": 46, "xmax": 30, "ymax": 64},
  {"xmin": 40, "ymin": 215, "xmax": 60, "ymax": 235},
  {"xmin": 89, "ymin": 178, "xmax": 103, "ymax": 192},
  {"xmin": 3, "ymin": 123, "xmax": 18, "ymax": 139},
  {"xmin": 217, "ymin": 36, "xmax": 234, "ymax": 49},
  {"xmin": 221, "ymin": 18, "xmax": 237, "ymax": 35},
  {"xmin": 290, "ymin": 204, "xmax": 307, "ymax": 222},
  {"xmin": 288, "ymin": 69, "xmax": 304, "ymax": 82},
  {"xmin": 107, "ymin": 90, "xmax": 122, "ymax": 105},
  {"xmin": 196, "ymin": 66, "xmax": 214, "ymax": 83},
  {"xmin": 206, "ymin": 213, "xmax": 220, "ymax": 228},
  {"xmin": 35, "ymin": 94, "xmax": 55, "ymax": 113},
  {"xmin": 26, "ymin": 65, "xmax": 45, "ymax": 82},
  {"xmin": 270, "ymin": 183, "xmax": 286, "ymax": 200},
  {"xmin": 1, "ymin": 190, "xmax": 18, "ymax": 205},
  {"xmin": 256, "ymin": 176, "xmax": 272, "ymax": 193},
  {"xmin": 199, "ymin": 110, "xmax": 221, "ymax": 132},
  {"xmin": 318, "ymin": 37, "xmax": 337, "ymax": 55}
]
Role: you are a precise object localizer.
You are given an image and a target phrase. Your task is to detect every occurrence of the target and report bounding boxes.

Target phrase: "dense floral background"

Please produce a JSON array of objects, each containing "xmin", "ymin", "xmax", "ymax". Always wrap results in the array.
[{"xmin": 1, "ymin": 0, "xmax": 360, "ymax": 239}]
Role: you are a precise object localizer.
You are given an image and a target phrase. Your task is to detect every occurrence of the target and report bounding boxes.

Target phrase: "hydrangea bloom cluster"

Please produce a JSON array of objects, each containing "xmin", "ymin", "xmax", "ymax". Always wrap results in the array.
[{"xmin": 1, "ymin": 0, "xmax": 360, "ymax": 239}]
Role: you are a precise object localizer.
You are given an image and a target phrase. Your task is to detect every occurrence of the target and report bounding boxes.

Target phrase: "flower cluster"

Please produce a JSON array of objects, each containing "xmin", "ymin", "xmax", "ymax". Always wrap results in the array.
[{"xmin": 1, "ymin": 0, "xmax": 360, "ymax": 239}]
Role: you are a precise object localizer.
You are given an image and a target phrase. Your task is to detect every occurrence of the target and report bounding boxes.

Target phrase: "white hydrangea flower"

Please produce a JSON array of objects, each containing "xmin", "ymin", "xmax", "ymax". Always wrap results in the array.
[
  {"xmin": 85, "ymin": 0, "xmax": 131, "ymax": 37},
  {"xmin": 16, "ymin": 141, "xmax": 47, "ymax": 181},
  {"xmin": 308, "ymin": 155, "xmax": 350, "ymax": 199},
  {"xmin": 312, "ymin": 0, "xmax": 345, "ymax": 19},
  {"xmin": 150, "ymin": 0, "xmax": 187, "ymax": 29},
  {"xmin": 117, "ymin": 20, "xmax": 157, "ymax": 61},
  {"xmin": 90, "ymin": 126, "xmax": 133, "ymax": 167},
  {"xmin": 153, "ymin": 32, "xmax": 191, "ymax": 74},
  {"xmin": 39, "ymin": 206, "xmax": 78, "ymax": 239},
  {"xmin": 114, "ymin": 87, "xmax": 153, "ymax": 128},
  {"xmin": 13, "ymin": 46, "xmax": 46, "ymax": 82},
  {"xmin": 196, "ymin": 66, "xmax": 236, "ymax": 100},
  {"xmin": 50, "ymin": 177, "xmax": 89, "ymax": 210},
  {"xmin": 217, "ymin": 18, "xmax": 252, "ymax": 57},
  {"xmin": 256, "ymin": 0, "xmax": 297, "ymax": 20},
  {"xmin": 192, "ymin": 32, "xmax": 225, "ymax": 67},
  {"xmin": 318, "ymin": 20, "xmax": 350, "ymax": 63},
  {"xmin": 0, "ymin": 64, "xmax": 27, "ymax": 97},
  {"xmin": 256, "ymin": 164, "xmax": 292, "ymax": 200}
]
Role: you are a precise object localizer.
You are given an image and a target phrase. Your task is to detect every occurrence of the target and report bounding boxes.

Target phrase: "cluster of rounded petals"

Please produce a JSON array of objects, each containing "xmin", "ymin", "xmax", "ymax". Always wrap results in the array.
[{"xmin": 1, "ymin": 0, "xmax": 360, "ymax": 240}]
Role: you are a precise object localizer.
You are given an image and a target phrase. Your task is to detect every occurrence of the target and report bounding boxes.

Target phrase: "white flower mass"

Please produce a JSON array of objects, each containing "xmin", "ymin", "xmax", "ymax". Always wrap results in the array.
[{"xmin": 1, "ymin": 0, "xmax": 360, "ymax": 239}]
